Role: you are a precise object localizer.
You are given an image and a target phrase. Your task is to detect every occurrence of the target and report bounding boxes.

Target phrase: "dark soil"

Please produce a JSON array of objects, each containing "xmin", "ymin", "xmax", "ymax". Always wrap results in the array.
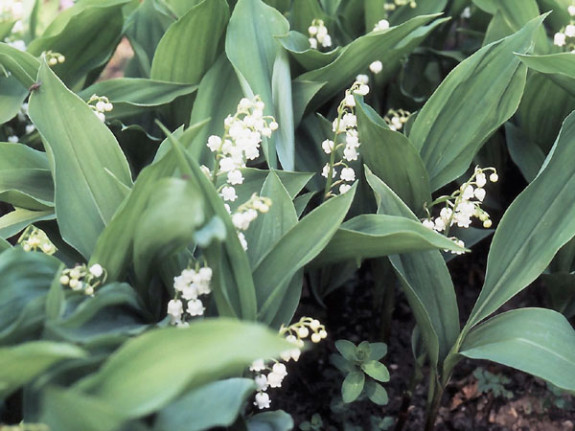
[{"xmin": 273, "ymin": 242, "xmax": 575, "ymax": 431}]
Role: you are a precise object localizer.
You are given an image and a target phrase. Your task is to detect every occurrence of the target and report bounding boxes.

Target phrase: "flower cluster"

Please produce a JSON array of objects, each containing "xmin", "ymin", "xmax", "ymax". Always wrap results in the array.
[
  {"xmin": 87, "ymin": 94, "xmax": 113, "ymax": 122},
  {"xmin": 250, "ymin": 317, "xmax": 327, "ymax": 410},
  {"xmin": 384, "ymin": 108, "xmax": 411, "ymax": 131},
  {"xmin": 554, "ymin": 5, "xmax": 575, "ymax": 49},
  {"xmin": 322, "ymin": 78, "xmax": 369, "ymax": 198},
  {"xmin": 0, "ymin": 0, "xmax": 23, "ymax": 21},
  {"xmin": 60, "ymin": 263, "xmax": 106, "ymax": 296},
  {"xmin": 17, "ymin": 226, "xmax": 56, "ymax": 255},
  {"xmin": 230, "ymin": 194, "xmax": 272, "ymax": 250},
  {"xmin": 167, "ymin": 264, "xmax": 212, "ymax": 327},
  {"xmin": 45, "ymin": 50, "xmax": 66, "ymax": 66},
  {"xmin": 308, "ymin": 18, "xmax": 332, "ymax": 50},
  {"xmin": 384, "ymin": 0, "xmax": 417, "ymax": 11},
  {"xmin": 422, "ymin": 167, "xmax": 498, "ymax": 253},
  {"xmin": 205, "ymin": 96, "xmax": 277, "ymax": 250},
  {"xmin": 373, "ymin": 19, "xmax": 390, "ymax": 31}
]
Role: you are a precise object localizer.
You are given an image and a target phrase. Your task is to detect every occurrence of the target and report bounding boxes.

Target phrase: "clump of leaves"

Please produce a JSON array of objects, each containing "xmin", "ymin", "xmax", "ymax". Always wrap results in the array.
[
  {"xmin": 473, "ymin": 367, "xmax": 513, "ymax": 400},
  {"xmin": 330, "ymin": 340, "xmax": 390, "ymax": 405}
]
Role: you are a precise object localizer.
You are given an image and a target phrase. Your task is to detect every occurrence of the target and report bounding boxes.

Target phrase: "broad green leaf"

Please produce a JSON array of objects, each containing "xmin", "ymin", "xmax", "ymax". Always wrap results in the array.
[
  {"xmin": 0, "ymin": 341, "xmax": 85, "ymax": 398},
  {"xmin": 78, "ymin": 78, "xmax": 198, "ymax": 119},
  {"xmin": 460, "ymin": 308, "xmax": 575, "ymax": 391},
  {"xmin": 342, "ymin": 369, "xmax": 365, "ymax": 403},
  {"xmin": 409, "ymin": 16, "xmax": 543, "ymax": 191},
  {"xmin": 163, "ymin": 0, "xmax": 205, "ymax": 17},
  {"xmin": 365, "ymin": 168, "xmax": 460, "ymax": 366},
  {"xmin": 277, "ymin": 31, "xmax": 341, "ymax": 71},
  {"xmin": 253, "ymin": 187, "xmax": 355, "ymax": 321},
  {"xmin": 133, "ymin": 177, "xmax": 205, "ymax": 286},
  {"xmin": 364, "ymin": 380, "xmax": 389, "ymax": 406},
  {"xmin": 188, "ymin": 55, "xmax": 244, "ymax": 162},
  {"xmin": 295, "ymin": 14, "xmax": 446, "ymax": 113},
  {"xmin": 474, "ymin": 0, "xmax": 547, "ymax": 49},
  {"xmin": 45, "ymin": 283, "xmax": 148, "ymax": 346},
  {"xmin": 312, "ymin": 214, "xmax": 465, "ymax": 265},
  {"xmin": 517, "ymin": 73, "xmax": 575, "ymax": 155},
  {"xmin": 0, "ymin": 248, "xmax": 59, "ymax": 340},
  {"xmin": 225, "ymin": 0, "xmax": 290, "ymax": 168},
  {"xmin": 271, "ymin": 49, "xmax": 295, "ymax": 170},
  {"xmin": 124, "ymin": 0, "xmax": 175, "ymax": 77},
  {"xmin": 153, "ymin": 378, "xmax": 255, "ymax": 431},
  {"xmin": 0, "ymin": 208, "xmax": 55, "ymax": 239},
  {"xmin": 245, "ymin": 171, "xmax": 298, "ymax": 268},
  {"xmin": 0, "ymin": 238, "xmax": 9, "ymax": 251},
  {"xmin": 467, "ymin": 110, "xmax": 575, "ymax": 328},
  {"xmin": 361, "ymin": 361, "xmax": 390, "ymax": 382},
  {"xmin": 0, "ymin": 42, "xmax": 41, "ymax": 87},
  {"xmin": 76, "ymin": 319, "xmax": 290, "ymax": 418},
  {"xmin": 28, "ymin": 0, "xmax": 130, "ymax": 88},
  {"xmin": 28, "ymin": 61, "xmax": 132, "ymax": 258},
  {"xmin": 518, "ymin": 53, "xmax": 575, "ymax": 97},
  {"xmin": 42, "ymin": 386, "xmax": 125, "ymax": 431},
  {"xmin": 151, "ymin": 0, "xmax": 229, "ymax": 126},
  {"xmin": 369, "ymin": 343, "xmax": 388, "ymax": 361},
  {"xmin": 0, "ymin": 75, "xmax": 27, "ymax": 124},
  {"xmin": 356, "ymin": 98, "xmax": 430, "ymax": 212}
]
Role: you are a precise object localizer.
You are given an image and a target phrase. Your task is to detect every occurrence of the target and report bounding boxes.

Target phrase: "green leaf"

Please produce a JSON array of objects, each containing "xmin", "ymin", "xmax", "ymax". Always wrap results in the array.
[
  {"xmin": 312, "ymin": 214, "xmax": 465, "ymax": 265},
  {"xmin": 0, "ymin": 341, "xmax": 85, "ymax": 398},
  {"xmin": 245, "ymin": 171, "xmax": 298, "ymax": 269},
  {"xmin": 505, "ymin": 122, "xmax": 545, "ymax": 183},
  {"xmin": 76, "ymin": 319, "xmax": 290, "ymax": 419},
  {"xmin": 151, "ymin": 0, "xmax": 229, "ymax": 126},
  {"xmin": 356, "ymin": 98, "xmax": 430, "ymax": 212},
  {"xmin": 78, "ymin": 78, "xmax": 198, "ymax": 120},
  {"xmin": 517, "ymin": 72, "xmax": 575, "ymax": 155},
  {"xmin": 389, "ymin": 0, "xmax": 447, "ymax": 25},
  {"xmin": 133, "ymin": 177, "xmax": 205, "ymax": 286},
  {"xmin": 409, "ymin": 15, "xmax": 543, "ymax": 190},
  {"xmin": 0, "ymin": 42, "xmax": 41, "ymax": 87},
  {"xmin": 153, "ymin": 378, "xmax": 255, "ymax": 431},
  {"xmin": 518, "ymin": 52, "xmax": 575, "ymax": 97},
  {"xmin": 28, "ymin": 61, "xmax": 132, "ymax": 258},
  {"xmin": 474, "ymin": 0, "xmax": 547, "ymax": 49},
  {"xmin": 364, "ymin": 380, "xmax": 389, "ymax": 406},
  {"xmin": 0, "ymin": 248, "xmax": 59, "ymax": 337},
  {"xmin": 365, "ymin": 168, "xmax": 460, "ymax": 366},
  {"xmin": 188, "ymin": 54, "xmax": 244, "ymax": 161},
  {"xmin": 467, "ymin": 110, "xmax": 575, "ymax": 328},
  {"xmin": 225, "ymin": 0, "xmax": 290, "ymax": 168},
  {"xmin": 295, "ymin": 14, "xmax": 446, "ymax": 113},
  {"xmin": 0, "ymin": 74, "xmax": 27, "ymax": 124},
  {"xmin": 342, "ymin": 369, "xmax": 365, "ymax": 403},
  {"xmin": 335, "ymin": 339, "xmax": 358, "ymax": 362},
  {"xmin": 361, "ymin": 361, "xmax": 390, "ymax": 382},
  {"xmin": 460, "ymin": 308, "xmax": 575, "ymax": 392},
  {"xmin": 42, "ymin": 386, "xmax": 125, "ymax": 431},
  {"xmin": 271, "ymin": 49, "xmax": 295, "ymax": 170},
  {"xmin": 0, "ymin": 208, "xmax": 55, "ymax": 240},
  {"xmin": 27, "ymin": 0, "xmax": 130, "ymax": 88},
  {"xmin": 369, "ymin": 342, "xmax": 388, "ymax": 361},
  {"xmin": 253, "ymin": 187, "xmax": 355, "ymax": 322}
]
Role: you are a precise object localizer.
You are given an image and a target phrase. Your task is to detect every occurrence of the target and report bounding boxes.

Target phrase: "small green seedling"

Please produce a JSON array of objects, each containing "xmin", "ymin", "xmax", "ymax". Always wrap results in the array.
[
  {"xmin": 299, "ymin": 413, "xmax": 323, "ymax": 431},
  {"xmin": 473, "ymin": 367, "xmax": 513, "ymax": 400},
  {"xmin": 330, "ymin": 340, "xmax": 390, "ymax": 405}
]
